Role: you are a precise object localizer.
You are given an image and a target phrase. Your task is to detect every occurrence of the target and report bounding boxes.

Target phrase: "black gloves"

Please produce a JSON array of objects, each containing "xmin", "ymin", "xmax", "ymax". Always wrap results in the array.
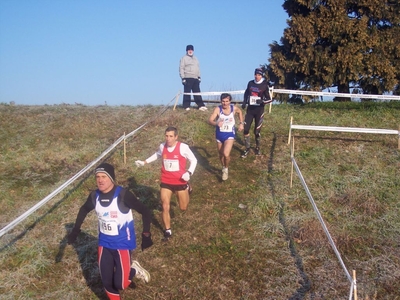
[
  {"xmin": 141, "ymin": 232, "xmax": 153, "ymax": 251},
  {"xmin": 241, "ymin": 103, "xmax": 246, "ymax": 109},
  {"xmin": 182, "ymin": 79, "xmax": 186, "ymax": 85},
  {"xmin": 68, "ymin": 227, "xmax": 81, "ymax": 244},
  {"xmin": 68, "ymin": 228, "xmax": 153, "ymax": 250}
]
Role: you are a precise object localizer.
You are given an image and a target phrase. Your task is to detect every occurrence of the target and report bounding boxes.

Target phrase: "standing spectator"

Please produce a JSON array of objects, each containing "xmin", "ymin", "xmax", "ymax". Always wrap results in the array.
[
  {"xmin": 241, "ymin": 68, "xmax": 272, "ymax": 157},
  {"xmin": 135, "ymin": 126, "xmax": 198, "ymax": 240},
  {"xmin": 208, "ymin": 93, "xmax": 244, "ymax": 180},
  {"xmin": 68, "ymin": 163, "xmax": 153, "ymax": 300},
  {"xmin": 179, "ymin": 44, "xmax": 207, "ymax": 111}
]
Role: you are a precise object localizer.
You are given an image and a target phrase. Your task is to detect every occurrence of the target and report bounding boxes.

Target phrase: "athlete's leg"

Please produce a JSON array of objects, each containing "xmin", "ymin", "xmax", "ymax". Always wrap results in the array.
[
  {"xmin": 98, "ymin": 246, "xmax": 121, "ymax": 300},
  {"xmin": 217, "ymin": 141, "xmax": 224, "ymax": 166},
  {"xmin": 221, "ymin": 139, "xmax": 234, "ymax": 168},
  {"xmin": 160, "ymin": 187, "xmax": 173, "ymax": 230},
  {"xmin": 176, "ymin": 187, "xmax": 189, "ymax": 211},
  {"xmin": 254, "ymin": 109, "xmax": 265, "ymax": 149},
  {"xmin": 112, "ymin": 249, "xmax": 132, "ymax": 290},
  {"xmin": 243, "ymin": 112, "xmax": 254, "ymax": 149}
]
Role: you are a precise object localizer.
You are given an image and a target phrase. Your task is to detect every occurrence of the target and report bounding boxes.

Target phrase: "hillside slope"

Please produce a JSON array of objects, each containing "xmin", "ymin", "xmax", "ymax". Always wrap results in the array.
[{"xmin": 0, "ymin": 102, "xmax": 399, "ymax": 299}]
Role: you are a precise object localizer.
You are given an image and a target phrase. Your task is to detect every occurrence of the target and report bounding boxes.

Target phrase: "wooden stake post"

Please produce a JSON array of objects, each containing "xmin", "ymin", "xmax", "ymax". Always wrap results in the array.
[
  {"xmin": 173, "ymin": 91, "xmax": 181, "ymax": 111},
  {"xmin": 353, "ymin": 270, "xmax": 358, "ymax": 300}
]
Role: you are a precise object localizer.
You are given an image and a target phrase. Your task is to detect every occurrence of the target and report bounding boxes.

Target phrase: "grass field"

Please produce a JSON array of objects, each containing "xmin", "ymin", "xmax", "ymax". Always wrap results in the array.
[{"xmin": 0, "ymin": 102, "xmax": 399, "ymax": 299}]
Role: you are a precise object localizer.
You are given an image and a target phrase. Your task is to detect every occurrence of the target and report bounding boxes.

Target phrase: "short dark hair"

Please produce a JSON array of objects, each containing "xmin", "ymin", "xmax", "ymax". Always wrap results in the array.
[
  {"xmin": 220, "ymin": 93, "xmax": 232, "ymax": 101},
  {"xmin": 165, "ymin": 126, "xmax": 178, "ymax": 136}
]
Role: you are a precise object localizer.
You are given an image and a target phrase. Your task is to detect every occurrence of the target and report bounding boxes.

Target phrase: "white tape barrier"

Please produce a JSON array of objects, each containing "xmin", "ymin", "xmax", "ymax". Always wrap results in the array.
[
  {"xmin": 291, "ymin": 156, "xmax": 353, "ymax": 285},
  {"xmin": 183, "ymin": 90, "xmax": 245, "ymax": 96},
  {"xmin": 291, "ymin": 125, "xmax": 399, "ymax": 135},
  {"xmin": 0, "ymin": 124, "xmax": 150, "ymax": 238},
  {"xmin": 0, "ymin": 96, "xmax": 176, "ymax": 239},
  {"xmin": 183, "ymin": 88, "xmax": 400, "ymax": 101},
  {"xmin": 0, "ymin": 134, "xmax": 125, "ymax": 238},
  {"xmin": 288, "ymin": 122, "xmax": 400, "ymax": 146},
  {"xmin": 274, "ymin": 89, "xmax": 400, "ymax": 100}
]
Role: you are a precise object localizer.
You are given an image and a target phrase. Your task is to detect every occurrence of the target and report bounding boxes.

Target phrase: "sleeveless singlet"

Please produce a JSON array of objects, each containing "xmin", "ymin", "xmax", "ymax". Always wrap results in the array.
[
  {"xmin": 161, "ymin": 142, "xmax": 187, "ymax": 185},
  {"xmin": 216, "ymin": 104, "xmax": 235, "ymax": 142},
  {"xmin": 96, "ymin": 186, "xmax": 136, "ymax": 250}
]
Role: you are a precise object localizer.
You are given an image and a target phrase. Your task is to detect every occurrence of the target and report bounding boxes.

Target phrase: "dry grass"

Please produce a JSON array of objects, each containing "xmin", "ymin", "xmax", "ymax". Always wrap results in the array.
[{"xmin": 0, "ymin": 102, "xmax": 399, "ymax": 299}]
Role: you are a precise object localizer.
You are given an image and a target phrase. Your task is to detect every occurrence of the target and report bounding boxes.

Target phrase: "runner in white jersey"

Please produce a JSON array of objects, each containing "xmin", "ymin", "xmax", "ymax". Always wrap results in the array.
[
  {"xmin": 135, "ymin": 126, "xmax": 197, "ymax": 240},
  {"xmin": 208, "ymin": 93, "xmax": 244, "ymax": 181},
  {"xmin": 68, "ymin": 163, "xmax": 153, "ymax": 300}
]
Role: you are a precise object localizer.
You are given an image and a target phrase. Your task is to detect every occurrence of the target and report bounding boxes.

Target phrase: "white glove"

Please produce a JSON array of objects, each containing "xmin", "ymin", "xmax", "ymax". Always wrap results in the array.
[
  {"xmin": 135, "ymin": 160, "xmax": 145, "ymax": 167},
  {"xmin": 181, "ymin": 172, "xmax": 191, "ymax": 182}
]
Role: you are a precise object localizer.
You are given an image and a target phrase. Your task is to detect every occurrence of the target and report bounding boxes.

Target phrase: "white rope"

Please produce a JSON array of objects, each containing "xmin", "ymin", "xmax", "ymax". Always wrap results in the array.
[
  {"xmin": 183, "ymin": 88, "xmax": 400, "ymax": 101},
  {"xmin": 0, "ymin": 134, "xmax": 126, "ymax": 238},
  {"xmin": 0, "ymin": 95, "xmax": 178, "ymax": 239},
  {"xmin": 291, "ymin": 156, "xmax": 353, "ymax": 284},
  {"xmin": 274, "ymin": 89, "xmax": 400, "ymax": 100},
  {"xmin": 183, "ymin": 90, "xmax": 245, "ymax": 96},
  {"xmin": 291, "ymin": 125, "xmax": 399, "ymax": 135}
]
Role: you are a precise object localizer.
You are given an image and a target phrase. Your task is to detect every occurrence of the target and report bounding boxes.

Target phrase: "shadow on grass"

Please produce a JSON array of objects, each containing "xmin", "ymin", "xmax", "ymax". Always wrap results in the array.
[
  {"xmin": 126, "ymin": 176, "xmax": 165, "ymax": 234},
  {"xmin": 56, "ymin": 223, "xmax": 108, "ymax": 300},
  {"xmin": 264, "ymin": 132, "xmax": 313, "ymax": 299},
  {"xmin": 191, "ymin": 146, "xmax": 221, "ymax": 179}
]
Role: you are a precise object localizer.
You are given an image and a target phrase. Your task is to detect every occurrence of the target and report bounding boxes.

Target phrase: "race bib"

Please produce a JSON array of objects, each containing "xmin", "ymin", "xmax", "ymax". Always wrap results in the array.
[
  {"xmin": 99, "ymin": 218, "xmax": 118, "ymax": 236},
  {"xmin": 220, "ymin": 119, "xmax": 234, "ymax": 132},
  {"xmin": 163, "ymin": 159, "xmax": 179, "ymax": 171},
  {"xmin": 249, "ymin": 96, "xmax": 261, "ymax": 105}
]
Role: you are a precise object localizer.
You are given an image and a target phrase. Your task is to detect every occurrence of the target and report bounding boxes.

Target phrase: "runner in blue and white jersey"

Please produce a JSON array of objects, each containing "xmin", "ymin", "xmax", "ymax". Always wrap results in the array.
[
  {"xmin": 68, "ymin": 163, "xmax": 153, "ymax": 300},
  {"xmin": 208, "ymin": 93, "xmax": 244, "ymax": 180}
]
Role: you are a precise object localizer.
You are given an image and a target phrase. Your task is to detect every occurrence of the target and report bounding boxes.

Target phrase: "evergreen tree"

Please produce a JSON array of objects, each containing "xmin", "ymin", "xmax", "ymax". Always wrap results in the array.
[{"xmin": 268, "ymin": 0, "xmax": 400, "ymax": 101}]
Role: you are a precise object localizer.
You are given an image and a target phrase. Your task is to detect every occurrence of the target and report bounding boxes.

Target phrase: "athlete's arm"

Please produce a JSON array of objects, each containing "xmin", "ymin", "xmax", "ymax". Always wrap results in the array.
[
  {"xmin": 242, "ymin": 81, "xmax": 251, "ymax": 108},
  {"xmin": 234, "ymin": 106, "xmax": 244, "ymax": 131},
  {"xmin": 262, "ymin": 82, "xmax": 272, "ymax": 103},
  {"xmin": 208, "ymin": 107, "xmax": 220, "ymax": 126},
  {"xmin": 73, "ymin": 195, "xmax": 95, "ymax": 230},
  {"xmin": 234, "ymin": 106, "xmax": 244, "ymax": 123},
  {"xmin": 68, "ymin": 194, "xmax": 95, "ymax": 244},
  {"xmin": 180, "ymin": 143, "xmax": 197, "ymax": 175},
  {"xmin": 144, "ymin": 144, "xmax": 163, "ymax": 164}
]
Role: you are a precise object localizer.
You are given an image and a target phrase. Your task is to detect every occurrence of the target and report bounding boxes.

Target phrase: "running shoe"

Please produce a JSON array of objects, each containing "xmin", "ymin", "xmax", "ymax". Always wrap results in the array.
[
  {"xmin": 131, "ymin": 260, "xmax": 150, "ymax": 283},
  {"xmin": 162, "ymin": 229, "xmax": 172, "ymax": 242},
  {"xmin": 241, "ymin": 148, "xmax": 250, "ymax": 158},
  {"xmin": 185, "ymin": 107, "xmax": 191, "ymax": 111},
  {"xmin": 199, "ymin": 106, "xmax": 208, "ymax": 111},
  {"xmin": 255, "ymin": 147, "xmax": 261, "ymax": 155},
  {"xmin": 222, "ymin": 167, "xmax": 228, "ymax": 181}
]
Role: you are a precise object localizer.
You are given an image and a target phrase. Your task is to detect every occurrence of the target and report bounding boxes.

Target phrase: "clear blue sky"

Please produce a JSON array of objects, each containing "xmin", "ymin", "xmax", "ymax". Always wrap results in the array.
[{"xmin": 0, "ymin": 0, "xmax": 288, "ymax": 106}]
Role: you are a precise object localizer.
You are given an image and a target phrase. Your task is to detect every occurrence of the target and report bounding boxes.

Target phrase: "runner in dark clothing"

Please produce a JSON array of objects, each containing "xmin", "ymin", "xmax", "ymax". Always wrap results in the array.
[{"xmin": 241, "ymin": 68, "xmax": 272, "ymax": 157}]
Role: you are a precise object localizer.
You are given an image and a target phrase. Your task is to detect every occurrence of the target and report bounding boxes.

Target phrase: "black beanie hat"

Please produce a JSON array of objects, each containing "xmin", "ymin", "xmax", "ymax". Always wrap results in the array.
[
  {"xmin": 186, "ymin": 44, "xmax": 194, "ymax": 51},
  {"xmin": 254, "ymin": 68, "xmax": 263, "ymax": 76},
  {"xmin": 95, "ymin": 163, "xmax": 115, "ymax": 182}
]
